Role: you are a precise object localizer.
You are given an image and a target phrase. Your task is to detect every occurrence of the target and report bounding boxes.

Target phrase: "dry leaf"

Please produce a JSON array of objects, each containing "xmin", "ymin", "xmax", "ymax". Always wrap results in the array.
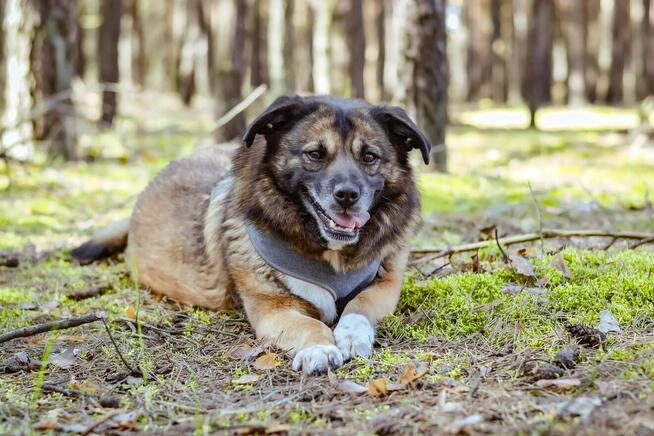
[
  {"xmin": 367, "ymin": 378, "xmax": 388, "ymax": 396},
  {"xmin": 227, "ymin": 344, "xmax": 264, "ymax": 360},
  {"xmin": 550, "ymin": 252, "xmax": 572, "ymax": 279},
  {"xmin": 509, "ymin": 255, "xmax": 536, "ymax": 278},
  {"xmin": 535, "ymin": 377, "xmax": 581, "ymax": 391},
  {"xmin": 253, "ymin": 352, "xmax": 278, "ymax": 370},
  {"xmin": 338, "ymin": 380, "xmax": 368, "ymax": 394},
  {"xmin": 50, "ymin": 348, "xmax": 78, "ymax": 369},
  {"xmin": 125, "ymin": 306, "xmax": 137, "ymax": 320},
  {"xmin": 597, "ymin": 310, "xmax": 621, "ymax": 334},
  {"xmin": 397, "ymin": 362, "xmax": 427, "ymax": 385},
  {"xmin": 232, "ymin": 374, "xmax": 261, "ymax": 384}
]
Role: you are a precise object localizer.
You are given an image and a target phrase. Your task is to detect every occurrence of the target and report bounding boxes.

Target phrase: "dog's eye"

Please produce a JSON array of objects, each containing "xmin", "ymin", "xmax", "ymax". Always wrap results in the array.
[
  {"xmin": 362, "ymin": 152, "xmax": 378, "ymax": 164},
  {"xmin": 305, "ymin": 150, "xmax": 324, "ymax": 161}
]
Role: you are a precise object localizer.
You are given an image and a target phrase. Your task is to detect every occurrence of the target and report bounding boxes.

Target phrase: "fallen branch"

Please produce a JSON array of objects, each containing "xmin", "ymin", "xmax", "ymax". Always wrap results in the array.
[
  {"xmin": 0, "ymin": 312, "xmax": 102, "ymax": 344},
  {"xmin": 411, "ymin": 229, "xmax": 654, "ymax": 260},
  {"xmin": 211, "ymin": 84, "xmax": 267, "ymax": 132},
  {"xmin": 66, "ymin": 285, "xmax": 110, "ymax": 301}
]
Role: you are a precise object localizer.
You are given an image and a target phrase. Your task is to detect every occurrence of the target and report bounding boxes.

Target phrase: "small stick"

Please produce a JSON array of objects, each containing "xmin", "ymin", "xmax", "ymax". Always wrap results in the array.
[
  {"xmin": 41, "ymin": 383, "xmax": 80, "ymax": 397},
  {"xmin": 66, "ymin": 285, "xmax": 110, "ymax": 301},
  {"xmin": 494, "ymin": 228, "xmax": 509, "ymax": 262},
  {"xmin": 411, "ymin": 229, "xmax": 654, "ymax": 260},
  {"xmin": 100, "ymin": 318, "xmax": 139, "ymax": 376},
  {"xmin": 0, "ymin": 313, "xmax": 102, "ymax": 344},
  {"xmin": 211, "ymin": 84, "xmax": 267, "ymax": 132}
]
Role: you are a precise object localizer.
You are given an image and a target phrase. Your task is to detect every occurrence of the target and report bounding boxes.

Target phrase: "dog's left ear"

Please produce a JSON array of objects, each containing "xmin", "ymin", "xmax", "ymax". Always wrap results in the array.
[
  {"xmin": 243, "ymin": 96, "xmax": 307, "ymax": 147},
  {"xmin": 370, "ymin": 106, "xmax": 432, "ymax": 165}
]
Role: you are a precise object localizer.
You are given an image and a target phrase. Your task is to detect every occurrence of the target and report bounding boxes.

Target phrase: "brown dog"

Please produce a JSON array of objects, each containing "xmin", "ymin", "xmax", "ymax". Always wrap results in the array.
[{"xmin": 73, "ymin": 96, "xmax": 431, "ymax": 374}]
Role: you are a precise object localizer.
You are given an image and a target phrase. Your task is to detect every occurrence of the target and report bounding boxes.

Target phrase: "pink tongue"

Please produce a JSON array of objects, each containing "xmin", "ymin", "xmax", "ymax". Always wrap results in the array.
[{"xmin": 329, "ymin": 211, "xmax": 371, "ymax": 229}]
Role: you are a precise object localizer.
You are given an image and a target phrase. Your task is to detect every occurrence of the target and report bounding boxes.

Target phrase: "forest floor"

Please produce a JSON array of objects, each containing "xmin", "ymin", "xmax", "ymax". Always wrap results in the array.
[{"xmin": 1, "ymin": 94, "xmax": 654, "ymax": 434}]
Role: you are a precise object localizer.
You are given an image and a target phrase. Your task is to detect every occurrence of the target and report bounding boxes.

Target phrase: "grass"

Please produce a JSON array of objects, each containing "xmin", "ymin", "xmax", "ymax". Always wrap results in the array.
[{"xmin": 1, "ymin": 100, "xmax": 654, "ymax": 433}]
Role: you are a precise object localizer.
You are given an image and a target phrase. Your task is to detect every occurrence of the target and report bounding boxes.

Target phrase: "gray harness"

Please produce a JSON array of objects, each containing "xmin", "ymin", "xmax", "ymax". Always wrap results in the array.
[{"xmin": 210, "ymin": 177, "xmax": 381, "ymax": 313}]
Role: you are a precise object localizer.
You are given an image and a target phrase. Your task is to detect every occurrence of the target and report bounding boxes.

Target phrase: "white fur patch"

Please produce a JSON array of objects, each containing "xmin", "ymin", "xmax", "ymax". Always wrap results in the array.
[
  {"xmin": 282, "ymin": 275, "xmax": 337, "ymax": 325},
  {"xmin": 292, "ymin": 344, "xmax": 343, "ymax": 374},
  {"xmin": 334, "ymin": 314, "xmax": 375, "ymax": 361}
]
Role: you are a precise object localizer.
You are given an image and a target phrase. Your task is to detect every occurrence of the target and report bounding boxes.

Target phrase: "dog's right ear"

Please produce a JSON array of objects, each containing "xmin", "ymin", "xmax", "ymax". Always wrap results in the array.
[{"xmin": 242, "ymin": 96, "xmax": 307, "ymax": 147}]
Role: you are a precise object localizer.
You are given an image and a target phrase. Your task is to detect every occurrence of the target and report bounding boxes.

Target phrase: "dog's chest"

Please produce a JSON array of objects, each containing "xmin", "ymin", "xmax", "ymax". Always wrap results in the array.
[{"xmin": 281, "ymin": 275, "xmax": 337, "ymax": 325}]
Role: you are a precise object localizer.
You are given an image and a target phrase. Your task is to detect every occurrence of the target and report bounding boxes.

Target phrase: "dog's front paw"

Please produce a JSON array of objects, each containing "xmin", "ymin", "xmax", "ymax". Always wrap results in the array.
[
  {"xmin": 292, "ymin": 344, "xmax": 343, "ymax": 374},
  {"xmin": 334, "ymin": 313, "xmax": 374, "ymax": 361}
]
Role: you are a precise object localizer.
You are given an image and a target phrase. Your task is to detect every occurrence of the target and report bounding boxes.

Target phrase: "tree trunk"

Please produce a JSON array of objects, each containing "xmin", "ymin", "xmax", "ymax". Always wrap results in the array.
[
  {"xmin": 98, "ymin": 0, "xmax": 122, "ymax": 126},
  {"xmin": 347, "ymin": 0, "xmax": 366, "ymax": 99},
  {"xmin": 177, "ymin": 0, "xmax": 212, "ymax": 106},
  {"xmin": 606, "ymin": 0, "xmax": 631, "ymax": 104},
  {"xmin": 250, "ymin": 0, "xmax": 269, "ymax": 87},
  {"xmin": 524, "ymin": 0, "xmax": 554, "ymax": 127},
  {"xmin": 490, "ymin": 0, "xmax": 508, "ymax": 102},
  {"xmin": 641, "ymin": 0, "xmax": 654, "ymax": 97},
  {"xmin": 375, "ymin": 0, "xmax": 386, "ymax": 100},
  {"xmin": 295, "ymin": 0, "xmax": 314, "ymax": 93},
  {"xmin": 312, "ymin": 0, "xmax": 334, "ymax": 94},
  {"xmin": 283, "ymin": 0, "xmax": 296, "ymax": 93},
  {"xmin": 269, "ymin": 0, "xmax": 285, "ymax": 95},
  {"xmin": 129, "ymin": 0, "xmax": 145, "ymax": 86},
  {"xmin": 583, "ymin": 0, "xmax": 600, "ymax": 103},
  {"xmin": 399, "ymin": 0, "xmax": 448, "ymax": 171},
  {"xmin": 558, "ymin": 0, "xmax": 586, "ymax": 105},
  {"xmin": 32, "ymin": 0, "xmax": 79, "ymax": 160},
  {"xmin": 465, "ymin": 0, "xmax": 486, "ymax": 101},
  {"xmin": 216, "ymin": 0, "xmax": 247, "ymax": 142},
  {"xmin": 0, "ymin": 0, "xmax": 6, "ymax": 115}
]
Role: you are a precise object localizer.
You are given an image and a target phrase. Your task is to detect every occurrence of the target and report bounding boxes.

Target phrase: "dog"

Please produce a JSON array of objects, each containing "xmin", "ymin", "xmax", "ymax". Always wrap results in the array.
[{"xmin": 72, "ymin": 95, "xmax": 431, "ymax": 374}]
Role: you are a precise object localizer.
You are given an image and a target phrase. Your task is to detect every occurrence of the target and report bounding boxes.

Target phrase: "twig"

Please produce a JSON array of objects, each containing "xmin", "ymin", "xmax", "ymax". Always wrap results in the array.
[
  {"xmin": 411, "ymin": 229, "xmax": 654, "ymax": 260},
  {"xmin": 100, "ymin": 318, "xmax": 139, "ymax": 376},
  {"xmin": 41, "ymin": 383, "xmax": 80, "ymax": 397},
  {"xmin": 80, "ymin": 411, "xmax": 122, "ymax": 436},
  {"xmin": 211, "ymin": 84, "xmax": 267, "ymax": 132},
  {"xmin": 0, "ymin": 313, "xmax": 102, "ymax": 344},
  {"xmin": 494, "ymin": 228, "xmax": 509, "ymax": 262},
  {"xmin": 528, "ymin": 182, "xmax": 545, "ymax": 255},
  {"xmin": 66, "ymin": 285, "xmax": 110, "ymax": 301},
  {"xmin": 631, "ymin": 237, "xmax": 654, "ymax": 249}
]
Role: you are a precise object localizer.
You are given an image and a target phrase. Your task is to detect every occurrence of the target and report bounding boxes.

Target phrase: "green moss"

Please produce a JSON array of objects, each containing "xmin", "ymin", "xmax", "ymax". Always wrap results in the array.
[{"xmin": 385, "ymin": 249, "xmax": 654, "ymax": 350}]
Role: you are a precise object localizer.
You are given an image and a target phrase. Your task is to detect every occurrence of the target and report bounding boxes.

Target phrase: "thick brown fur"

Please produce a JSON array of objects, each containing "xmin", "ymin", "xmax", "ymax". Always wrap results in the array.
[{"xmin": 72, "ymin": 96, "xmax": 429, "ymax": 374}]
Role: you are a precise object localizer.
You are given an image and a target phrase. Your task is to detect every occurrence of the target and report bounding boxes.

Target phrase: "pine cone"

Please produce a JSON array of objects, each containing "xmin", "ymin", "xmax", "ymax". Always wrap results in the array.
[{"xmin": 564, "ymin": 323, "xmax": 606, "ymax": 348}]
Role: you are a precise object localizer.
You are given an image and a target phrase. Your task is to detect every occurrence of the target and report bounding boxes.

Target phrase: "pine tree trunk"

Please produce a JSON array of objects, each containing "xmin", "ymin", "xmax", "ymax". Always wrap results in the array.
[
  {"xmin": 98, "ymin": 0, "xmax": 122, "ymax": 126},
  {"xmin": 250, "ymin": 0, "xmax": 269, "ymax": 88},
  {"xmin": 375, "ymin": 0, "xmax": 386, "ymax": 100},
  {"xmin": 129, "ymin": 0, "xmax": 146, "ymax": 86},
  {"xmin": 399, "ymin": 0, "xmax": 448, "ymax": 171},
  {"xmin": 312, "ymin": 0, "xmax": 333, "ymax": 94},
  {"xmin": 465, "ymin": 0, "xmax": 485, "ymax": 101},
  {"xmin": 524, "ymin": 0, "xmax": 554, "ymax": 127},
  {"xmin": 641, "ymin": 0, "xmax": 654, "ymax": 97},
  {"xmin": 295, "ymin": 0, "xmax": 314, "ymax": 93},
  {"xmin": 583, "ymin": 0, "xmax": 600, "ymax": 103},
  {"xmin": 558, "ymin": 0, "xmax": 586, "ymax": 105},
  {"xmin": 32, "ymin": 0, "xmax": 79, "ymax": 160},
  {"xmin": 0, "ymin": 0, "xmax": 6, "ymax": 115},
  {"xmin": 490, "ymin": 0, "xmax": 508, "ymax": 103},
  {"xmin": 283, "ymin": 0, "xmax": 296, "ymax": 93},
  {"xmin": 606, "ymin": 0, "xmax": 631, "ymax": 104},
  {"xmin": 217, "ymin": 0, "xmax": 247, "ymax": 142},
  {"xmin": 268, "ymin": 0, "xmax": 285, "ymax": 95},
  {"xmin": 347, "ymin": 0, "xmax": 366, "ymax": 99}
]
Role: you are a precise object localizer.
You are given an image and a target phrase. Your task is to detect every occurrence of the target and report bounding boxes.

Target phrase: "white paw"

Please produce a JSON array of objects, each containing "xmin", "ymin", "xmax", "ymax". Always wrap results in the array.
[
  {"xmin": 292, "ymin": 344, "xmax": 344, "ymax": 374},
  {"xmin": 334, "ymin": 314, "xmax": 375, "ymax": 361}
]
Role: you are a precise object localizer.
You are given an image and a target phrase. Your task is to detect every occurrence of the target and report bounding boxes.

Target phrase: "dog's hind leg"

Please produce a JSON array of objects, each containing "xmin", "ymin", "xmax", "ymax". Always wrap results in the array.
[{"xmin": 71, "ymin": 219, "xmax": 130, "ymax": 265}]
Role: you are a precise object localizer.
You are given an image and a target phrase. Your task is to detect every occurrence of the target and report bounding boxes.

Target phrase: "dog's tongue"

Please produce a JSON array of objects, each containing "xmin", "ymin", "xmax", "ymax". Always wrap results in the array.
[{"xmin": 329, "ymin": 211, "xmax": 370, "ymax": 229}]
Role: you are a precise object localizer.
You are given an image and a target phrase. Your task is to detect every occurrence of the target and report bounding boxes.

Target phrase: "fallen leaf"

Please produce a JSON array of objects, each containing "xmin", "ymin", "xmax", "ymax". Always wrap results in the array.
[
  {"xmin": 509, "ymin": 255, "xmax": 536, "ymax": 278},
  {"xmin": 227, "ymin": 344, "xmax": 264, "ymax": 360},
  {"xmin": 397, "ymin": 362, "xmax": 427, "ymax": 385},
  {"xmin": 597, "ymin": 310, "xmax": 621, "ymax": 334},
  {"xmin": 367, "ymin": 378, "xmax": 388, "ymax": 396},
  {"xmin": 232, "ymin": 374, "xmax": 261, "ymax": 384},
  {"xmin": 338, "ymin": 380, "xmax": 368, "ymax": 394},
  {"xmin": 550, "ymin": 252, "xmax": 572, "ymax": 279},
  {"xmin": 253, "ymin": 352, "xmax": 278, "ymax": 370},
  {"xmin": 50, "ymin": 348, "xmax": 78, "ymax": 369},
  {"xmin": 125, "ymin": 306, "xmax": 137, "ymax": 320},
  {"xmin": 535, "ymin": 377, "xmax": 581, "ymax": 391}
]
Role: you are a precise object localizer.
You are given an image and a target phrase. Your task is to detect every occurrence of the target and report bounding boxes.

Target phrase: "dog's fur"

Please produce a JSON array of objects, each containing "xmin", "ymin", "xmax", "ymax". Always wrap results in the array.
[{"xmin": 72, "ymin": 96, "xmax": 431, "ymax": 374}]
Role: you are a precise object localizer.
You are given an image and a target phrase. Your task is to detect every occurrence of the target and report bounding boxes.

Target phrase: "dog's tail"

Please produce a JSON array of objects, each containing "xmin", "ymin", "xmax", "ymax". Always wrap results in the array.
[{"xmin": 71, "ymin": 219, "xmax": 130, "ymax": 265}]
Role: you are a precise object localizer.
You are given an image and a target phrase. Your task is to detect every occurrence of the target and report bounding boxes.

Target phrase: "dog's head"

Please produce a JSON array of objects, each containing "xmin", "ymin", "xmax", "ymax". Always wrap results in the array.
[{"xmin": 239, "ymin": 95, "xmax": 431, "ymax": 254}]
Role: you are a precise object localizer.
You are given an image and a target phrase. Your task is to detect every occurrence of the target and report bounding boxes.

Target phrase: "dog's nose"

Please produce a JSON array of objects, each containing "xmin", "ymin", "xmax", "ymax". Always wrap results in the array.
[{"xmin": 333, "ymin": 183, "xmax": 360, "ymax": 208}]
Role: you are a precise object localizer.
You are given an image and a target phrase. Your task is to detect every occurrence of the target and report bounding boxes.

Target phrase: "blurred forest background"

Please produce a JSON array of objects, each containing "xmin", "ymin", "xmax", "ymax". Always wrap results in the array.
[{"xmin": 1, "ymin": 0, "xmax": 653, "ymax": 175}]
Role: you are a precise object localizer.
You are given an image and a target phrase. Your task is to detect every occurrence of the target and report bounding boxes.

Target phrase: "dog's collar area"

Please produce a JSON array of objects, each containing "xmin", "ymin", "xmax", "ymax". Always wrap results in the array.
[{"xmin": 245, "ymin": 221, "xmax": 381, "ymax": 313}]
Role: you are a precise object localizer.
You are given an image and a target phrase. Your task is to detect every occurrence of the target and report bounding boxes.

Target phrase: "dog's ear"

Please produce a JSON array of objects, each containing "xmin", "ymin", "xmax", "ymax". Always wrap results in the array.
[
  {"xmin": 243, "ymin": 96, "xmax": 308, "ymax": 147},
  {"xmin": 370, "ymin": 106, "xmax": 432, "ymax": 165}
]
